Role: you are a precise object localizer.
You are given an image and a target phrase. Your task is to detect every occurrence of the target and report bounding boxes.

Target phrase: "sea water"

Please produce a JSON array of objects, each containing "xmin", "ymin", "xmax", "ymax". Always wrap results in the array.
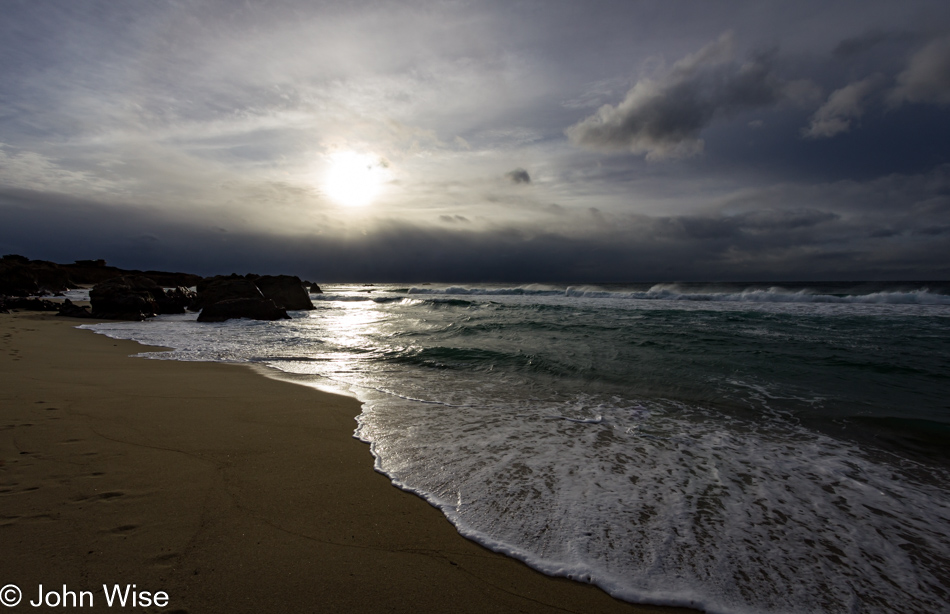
[{"xmin": 81, "ymin": 282, "xmax": 950, "ymax": 614}]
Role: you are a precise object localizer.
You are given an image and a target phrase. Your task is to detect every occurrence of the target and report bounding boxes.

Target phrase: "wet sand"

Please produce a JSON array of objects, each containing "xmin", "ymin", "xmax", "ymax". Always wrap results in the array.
[{"xmin": 0, "ymin": 312, "xmax": 699, "ymax": 613}]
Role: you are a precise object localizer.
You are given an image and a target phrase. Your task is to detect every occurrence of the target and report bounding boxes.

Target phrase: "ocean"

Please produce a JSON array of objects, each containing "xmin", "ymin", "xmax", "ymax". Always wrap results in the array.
[{"xmin": 78, "ymin": 281, "xmax": 950, "ymax": 614}]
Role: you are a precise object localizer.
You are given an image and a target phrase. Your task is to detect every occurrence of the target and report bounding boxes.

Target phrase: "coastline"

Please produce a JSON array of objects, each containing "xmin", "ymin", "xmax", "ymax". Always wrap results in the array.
[{"xmin": 0, "ymin": 312, "xmax": 699, "ymax": 614}]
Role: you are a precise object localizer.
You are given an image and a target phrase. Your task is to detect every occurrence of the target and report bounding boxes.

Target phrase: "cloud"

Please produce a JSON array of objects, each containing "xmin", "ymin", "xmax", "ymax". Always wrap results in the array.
[
  {"xmin": 832, "ymin": 29, "xmax": 917, "ymax": 59},
  {"xmin": 803, "ymin": 74, "xmax": 885, "ymax": 139},
  {"xmin": 4, "ymin": 164, "xmax": 949, "ymax": 283},
  {"xmin": 660, "ymin": 208, "xmax": 839, "ymax": 243},
  {"xmin": 505, "ymin": 168, "xmax": 531, "ymax": 184},
  {"xmin": 2, "ymin": 2, "xmax": 949, "ymax": 283},
  {"xmin": 439, "ymin": 214, "xmax": 470, "ymax": 223},
  {"xmin": 565, "ymin": 33, "xmax": 786, "ymax": 160},
  {"xmin": 889, "ymin": 36, "xmax": 950, "ymax": 106},
  {"xmin": 0, "ymin": 144, "xmax": 120, "ymax": 193}
]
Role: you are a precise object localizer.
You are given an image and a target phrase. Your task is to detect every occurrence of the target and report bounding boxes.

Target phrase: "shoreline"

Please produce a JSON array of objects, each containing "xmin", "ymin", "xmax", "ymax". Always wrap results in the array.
[{"xmin": 0, "ymin": 312, "xmax": 698, "ymax": 614}]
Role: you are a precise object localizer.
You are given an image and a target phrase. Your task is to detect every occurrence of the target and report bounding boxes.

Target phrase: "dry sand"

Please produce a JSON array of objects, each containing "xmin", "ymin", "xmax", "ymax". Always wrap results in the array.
[{"xmin": 0, "ymin": 312, "xmax": 700, "ymax": 614}]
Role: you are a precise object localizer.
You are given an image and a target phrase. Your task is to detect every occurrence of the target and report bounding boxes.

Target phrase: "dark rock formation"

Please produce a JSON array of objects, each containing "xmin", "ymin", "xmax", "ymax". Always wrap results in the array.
[
  {"xmin": 194, "ymin": 274, "xmax": 311, "ymax": 321},
  {"xmin": 194, "ymin": 276, "xmax": 264, "ymax": 310},
  {"xmin": 160, "ymin": 286, "xmax": 197, "ymax": 314},
  {"xmin": 60, "ymin": 259, "xmax": 202, "ymax": 287},
  {"xmin": 196, "ymin": 298, "xmax": 290, "ymax": 322},
  {"xmin": 0, "ymin": 297, "xmax": 60, "ymax": 312},
  {"xmin": 0, "ymin": 255, "xmax": 77, "ymax": 296},
  {"xmin": 138, "ymin": 270, "xmax": 203, "ymax": 288},
  {"xmin": 28, "ymin": 260, "xmax": 79, "ymax": 294},
  {"xmin": 1, "ymin": 255, "xmax": 201, "ymax": 297},
  {"xmin": 0, "ymin": 261, "xmax": 40, "ymax": 296},
  {"xmin": 309, "ymin": 283, "xmax": 323, "ymax": 294},
  {"xmin": 90, "ymin": 276, "xmax": 198, "ymax": 319},
  {"xmin": 90, "ymin": 275, "xmax": 164, "ymax": 320},
  {"xmin": 57, "ymin": 299, "xmax": 93, "ymax": 318},
  {"xmin": 2, "ymin": 256, "xmax": 318, "ymax": 324},
  {"xmin": 254, "ymin": 275, "xmax": 314, "ymax": 310}
]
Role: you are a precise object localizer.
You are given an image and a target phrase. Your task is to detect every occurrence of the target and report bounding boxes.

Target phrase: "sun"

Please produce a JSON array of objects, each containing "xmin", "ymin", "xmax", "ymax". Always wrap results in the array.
[{"xmin": 323, "ymin": 151, "xmax": 389, "ymax": 207}]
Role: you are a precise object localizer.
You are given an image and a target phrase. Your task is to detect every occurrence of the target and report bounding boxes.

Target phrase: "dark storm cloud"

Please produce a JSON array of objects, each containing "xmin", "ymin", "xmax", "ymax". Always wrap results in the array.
[
  {"xmin": 566, "ymin": 34, "xmax": 790, "ymax": 159},
  {"xmin": 912, "ymin": 225, "xmax": 950, "ymax": 235},
  {"xmin": 670, "ymin": 209, "xmax": 840, "ymax": 241},
  {"xmin": 803, "ymin": 74, "xmax": 886, "ymax": 139},
  {"xmin": 505, "ymin": 168, "xmax": 531, "ymax": 184},
  {"xmin": 645, "ymin": 209, "xmax": 843, "ymax": 259},
  {"xmin": 439, "ymin": 214, "xmax": 470, "ymax": 223},
  {"xmin": 3, "ymin": 184, "xmax": 948, "ymax": 282},
  {"xmin": 889, "ymin": 35, "xmax": 950, "ymax": 106},
  {"xmin": 832, "ymin": 30, "xmax": 915, "ymax": 59}
]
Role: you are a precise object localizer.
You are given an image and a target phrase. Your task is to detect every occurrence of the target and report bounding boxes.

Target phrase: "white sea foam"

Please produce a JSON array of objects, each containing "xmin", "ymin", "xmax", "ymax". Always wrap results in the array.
[
  {"xmin": 62, "ymin": 288, "xmax": 91, "ymax": 302},
  {"xmin": 566, "ymin": 285, "xmax": 950, "ymax": 305},
  {"xmin": 408, "ymin": 284, "xmax": 564, "ymax": 296},
  {"xmin": 400, "ymin": 284, "xmax": 950, "ymax": 305},
  {"xmin": 356, "ymin": 394, "xmax": 950, "ymax": 614}
]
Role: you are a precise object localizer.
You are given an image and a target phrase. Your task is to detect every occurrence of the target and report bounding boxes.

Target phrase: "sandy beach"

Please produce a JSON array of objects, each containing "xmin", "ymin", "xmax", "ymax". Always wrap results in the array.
[{"xmin": 0, "ymin": 312, "xmax": 698, "ymax": 614}]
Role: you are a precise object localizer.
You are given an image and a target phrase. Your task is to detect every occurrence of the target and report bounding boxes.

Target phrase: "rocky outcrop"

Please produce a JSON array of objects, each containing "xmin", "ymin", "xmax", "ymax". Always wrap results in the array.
[
  {"xmin": 137, "ymin": 270, "xmax": 203, "ymax": 288},
  {"xmin": 0, "ymin": 255, "xmax": 77, "ymax": 296},
  {"xmin": 309, "ymin": 283, "xmax": 323, "ymax": 294},
  {"xmin": 90, "ymin": 276, "xmax": 164, "ymax": 320},
  {"xmin": 195, "ymin": 276, "xmax": 264, "ymax": 310},
  {"xmin": 60, "ymin": 259, "xmax": 122, "ymax": 284},
  {"xmin": 1, "ymin": 255, "xmax": 321, "ymax": 324},
  {"xmin": 0, "ymin": 261, "xmax": 40, "ymax": 296},
  {"xmin": 196, "ymin": 298, "xmax": 290, "ymax": 322},
  {"xmin": 57, "ymin": 299, "xmax": 93, "ymax": 318},
  {"xmin": 62, "ymin": 259, "xmax": 202, "ymax": 287},
  {"xmin": 0, "ymin": 255, "xmax": 202, "ymax": 296},
  {"xmin": 0, "ymin": 296, "xmax": 60, "ymax": 312},
  {"xmin": 161, "ymin": 286, "xmax": 197, "ymax": 314},
  {"xmin": 90, "ymin": 276, "xmax": 199, "ymax": 320},
  {"xmin": 194, "ymin": 274, "xmax": 313, "ymax": 322},
  {"xmin": 254, "ymin": 275, "xmax": 314, "ymax": 310}
]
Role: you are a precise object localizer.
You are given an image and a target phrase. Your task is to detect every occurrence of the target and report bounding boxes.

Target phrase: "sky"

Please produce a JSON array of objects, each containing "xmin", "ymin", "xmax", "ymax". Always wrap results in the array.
[{"xmin": 1, "ymin": 0, "xmax": 949, "ymax": 282}]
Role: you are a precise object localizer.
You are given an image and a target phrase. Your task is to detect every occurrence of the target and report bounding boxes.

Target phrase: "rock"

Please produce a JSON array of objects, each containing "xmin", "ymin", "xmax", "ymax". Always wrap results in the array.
[
  {"xmin": 310, "ymin": 283, "xmax": 323, "ymax": 294},
  {"xmin": 0, "ymin": 297, "xmax": 60, "ymax": 312},
  {"xmin": 255, "ymin": 275, "xmax": 314, "ymax": 310},
  {"xmin": 0, "ymin": 256, "xmax": 78, "ymax": 295},
  {"xmin": 60, "ymin": 259, "xmax": 202, "ymax": 287},
  {"xmin": 73, "ymin": 259, "xmax": 106, "ymax": 267},
  {"xmin": 26, "ymin": 260, "xmax": 78, "ymax": 294},
  {"xmin": 57, "ymin": 299, "xmax": 93, "ymax": 318},
  {"xmin": 0, "ymin": 261, "xmax": 40, "ymax": 296},
  {"xmin": 1, "ymin": 255, "xmax": 203, "ymax": 292},
  {"xmin": 194, "ymin": 274, "xmax": 306, "ymax": 321},
  {"xmin": 90, "ymin": 275, "xmax": 164, "ymax": 320},
  {"xmin": 197, "ymin": 298, "xmax": 290, "ymax": 322},
  {"xmin": 195, "ymin": 276, "xmax": 263, "ymax": 309},
  {"xmin": 157, "ymin": 286, "xmax": 197, "ymax": 314},
  {"xmin": 61, "ymin": 260, "xmax": 130, "ymax": 285},
  {"xmin": 139, "ymin": 270, "xmax": 203, "ymax": 288},
  {"xmin": 89, "ymin": 276, "xmax": 194, "ymax": 318}
]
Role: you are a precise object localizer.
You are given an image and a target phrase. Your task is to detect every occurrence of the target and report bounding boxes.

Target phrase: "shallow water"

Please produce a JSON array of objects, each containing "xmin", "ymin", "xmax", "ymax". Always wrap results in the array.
[{"xmin": 83, "ymin": 281, "xmax": 950, "ymax": 613}]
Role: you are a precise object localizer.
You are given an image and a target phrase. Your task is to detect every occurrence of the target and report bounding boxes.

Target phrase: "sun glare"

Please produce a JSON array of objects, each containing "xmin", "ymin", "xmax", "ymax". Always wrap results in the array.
[{"xmin": 323, "ymin": 151, "xmax": 389, "ymax": 207}]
